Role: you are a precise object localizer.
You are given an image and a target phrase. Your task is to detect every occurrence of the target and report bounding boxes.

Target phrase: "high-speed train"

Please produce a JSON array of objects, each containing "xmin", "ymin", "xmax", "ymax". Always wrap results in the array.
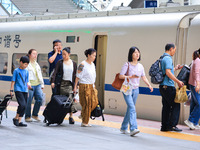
[{"xmin": 0, "ymin": 6, "xmax": 200, "ymax": 124}]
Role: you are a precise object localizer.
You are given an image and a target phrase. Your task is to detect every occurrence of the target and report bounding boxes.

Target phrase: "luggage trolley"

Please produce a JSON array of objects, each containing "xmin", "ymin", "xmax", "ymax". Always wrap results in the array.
[{"xmin": 0, "ymin": 95, "xmax": 12, "ymax": 124}]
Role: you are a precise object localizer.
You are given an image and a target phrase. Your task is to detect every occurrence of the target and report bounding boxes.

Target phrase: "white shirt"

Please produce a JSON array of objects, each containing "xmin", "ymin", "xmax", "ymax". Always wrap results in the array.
[
  {"xmin": 76, "ymin": 60, "xmax": 96, "ymax": 84},
  {"xmin": 27, "ymin": 61, "xmax": 44, "ymax": 88},
  {"xmin": 63, "ymin": 61, "xmax": 73, "ymax": 82}
]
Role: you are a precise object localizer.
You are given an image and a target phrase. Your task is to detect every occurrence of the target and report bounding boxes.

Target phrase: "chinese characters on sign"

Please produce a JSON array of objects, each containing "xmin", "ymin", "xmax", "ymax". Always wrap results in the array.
[
  {"xmin": 144, "ymin": 1, "xmax": 157, "ymax": 8},
  {"xmin": 0, "ymin": 35, "xmax": 22, "ymax": 48}
]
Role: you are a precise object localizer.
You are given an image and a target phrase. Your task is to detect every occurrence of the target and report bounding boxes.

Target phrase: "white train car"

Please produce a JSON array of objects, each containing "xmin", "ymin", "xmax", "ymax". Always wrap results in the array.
[{"xmin": 0, "ymin": 6, "xmax": 200, "ymax": 124}]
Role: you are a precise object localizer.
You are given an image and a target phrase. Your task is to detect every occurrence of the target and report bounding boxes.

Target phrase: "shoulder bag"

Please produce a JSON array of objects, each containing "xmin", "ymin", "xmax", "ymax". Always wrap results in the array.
[{"xmin": 112, "ymin": 63, "xmax": 129, "ymax": 90}]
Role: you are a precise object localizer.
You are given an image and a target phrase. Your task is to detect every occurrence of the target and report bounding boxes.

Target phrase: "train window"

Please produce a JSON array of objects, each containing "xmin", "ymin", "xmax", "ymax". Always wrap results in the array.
[
  {"xmin": 12, "ymin": 53, "xmax": 26, "ymax": 74},
  {"xmin": 66, "ymin": 36, "xmax": 76, "ymax": 43},
  {"xmin": 37, "ymin": 54, "xmax": 49, "ymax": 77},
  {"xmin": 70, "ymin": 54, "xmax": 78, "ymax": 64},
  {"xmin": 0, "ymin": 53, "xmax": 8, "ymax": 74}
]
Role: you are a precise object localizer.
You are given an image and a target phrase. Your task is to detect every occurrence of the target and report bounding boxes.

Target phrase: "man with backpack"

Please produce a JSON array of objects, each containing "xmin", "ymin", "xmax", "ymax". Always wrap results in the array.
[{"xmin": 159, "ymin": 43, "xmax": 184, "ymax": 132}]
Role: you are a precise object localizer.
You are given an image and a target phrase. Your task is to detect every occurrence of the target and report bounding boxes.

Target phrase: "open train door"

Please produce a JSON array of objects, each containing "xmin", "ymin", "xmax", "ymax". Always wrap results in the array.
[
  {"xmin": 94, "ymin": 35, "xmax": 107, "ymax": 109},
  {"xmin": 175, "ymin": 12, "xmax": 200, "ymax": 124}
]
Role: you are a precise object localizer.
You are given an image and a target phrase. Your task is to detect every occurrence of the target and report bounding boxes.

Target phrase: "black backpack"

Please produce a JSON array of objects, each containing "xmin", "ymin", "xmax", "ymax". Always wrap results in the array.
[
  {"xmin": 149, "ymin": 55, "xmax": 167, "ymax": 84},
  {"xmin": 90, "ymin": 101, "xmax": 105, "ymax": 121}
]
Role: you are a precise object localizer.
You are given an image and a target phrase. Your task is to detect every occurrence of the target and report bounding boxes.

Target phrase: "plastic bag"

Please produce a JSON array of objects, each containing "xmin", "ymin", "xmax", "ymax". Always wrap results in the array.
[
  {"xmin": 184, "ymin": 92, "xmax": 191, "ymax": 106},
  {"xmin": 42, "ymin": 93, "xmax": 46, "ymax": 106},
  {"xmin": 120, "ymin": 77, "xmax": 133, "ymax": 95},
  {"xmin": 174, "ymin": 85, "xmax": 188, "ymax": 103}
]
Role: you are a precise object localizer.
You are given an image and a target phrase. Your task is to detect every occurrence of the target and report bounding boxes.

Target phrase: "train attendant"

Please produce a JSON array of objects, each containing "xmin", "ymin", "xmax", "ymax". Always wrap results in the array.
[
  {"xmin": 51, "ymin": 47, "xmax": 77, "ymax": 124},
  {"xmin": 159, "ymin": 43, "xmax": 184, "ymax": 132},
  {"xmin": 184, "ymin": 49, "xmax": 200, "ymax": 130},
  {"xmin": 119, "ymin": 46, "xmax": 153, "ymax": 136},
  {"xmin": 48, "ymin": 39, "xmax": 63, "ymax": 95},
  {"xmin": 74, "ymin": 48, "xmax": 98, "ymax": 127},
  {"xmin": 25, "ymin": 49, "xmax": 44, "ymax": 122},
  {"xmin": 10, "ymin": 56, "xmax": 30, "ymax": 127}
]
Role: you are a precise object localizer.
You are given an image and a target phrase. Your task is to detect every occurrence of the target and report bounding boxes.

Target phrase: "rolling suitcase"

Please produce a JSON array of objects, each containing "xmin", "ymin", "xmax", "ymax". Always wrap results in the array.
[{"xmin": 43, "ymin": 95, "xmax": 72, "ymax": 126}]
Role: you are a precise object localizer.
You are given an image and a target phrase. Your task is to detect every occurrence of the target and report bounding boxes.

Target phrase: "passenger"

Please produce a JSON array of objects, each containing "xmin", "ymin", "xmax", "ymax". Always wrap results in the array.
[
  {"xmin": 25, "ymin": 49, "xmax": 44, "ymax": 122},
  {"xmin": 48, "ymin": 39, "xmax": 63, "ymax": 95},
  {"xmin": 42, "ymin": 65, "xmax": 48, "ymax": 77},
  {"xmin": 51, "ymin": 47, "xmax": 77, "ymax": 124},
  {"xmin": 119, "ymin": 46, "xmax": 153, "ymax": 136},
  {"xmin": 159, "ymin": 43, "xmax": 184, "ymax": 132},
  {"xmin": 3, "ymin": 62, "xmax": 7, "ymax": 74},
  {"xmin": 74, "ymin": 48, "xmax": 98, "ymax": 127},
  {"xmin": 10, "ymin": 56, "xmax": 30, "ymax": 127},
  {"xmin": 184, "ymin": 49, "xmax": 200, "ymax": 130}
]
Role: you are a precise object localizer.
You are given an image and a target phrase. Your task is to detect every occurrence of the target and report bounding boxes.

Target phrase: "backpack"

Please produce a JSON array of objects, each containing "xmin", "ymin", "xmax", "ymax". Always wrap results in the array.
[
  {"xmin": 149, "ymin": 55, "xmax": 167, "ymax": 84},
  {"xmin": 90, "ymin": 101, "xmax": 105, "ymax": 121}
]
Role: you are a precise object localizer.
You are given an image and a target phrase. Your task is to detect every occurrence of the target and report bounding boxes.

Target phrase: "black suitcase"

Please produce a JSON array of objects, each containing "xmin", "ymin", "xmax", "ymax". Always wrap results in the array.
[{"xmin": 43, "ymin": 95, "xmax": 72, "ymax": 126}]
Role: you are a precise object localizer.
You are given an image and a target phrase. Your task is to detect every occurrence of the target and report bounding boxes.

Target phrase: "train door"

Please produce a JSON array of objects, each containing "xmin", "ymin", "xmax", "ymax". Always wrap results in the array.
[
  {"xmin": 94, "ymin": 35, "xmax": 107, "ymax": 108},
  {"xmin": 175, "ymin": 12, "xmax": 200, "ymax": 124}
]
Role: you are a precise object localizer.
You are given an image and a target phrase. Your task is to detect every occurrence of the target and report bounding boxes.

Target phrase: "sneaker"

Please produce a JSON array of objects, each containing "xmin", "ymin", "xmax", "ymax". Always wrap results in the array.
[
  {"xmin": 32, "ymin": 116, "xmax": 41, "ymax": 121},
  {"xmin": 194, "ymin": 124, "xmax": 200, "ymax": 129},
  {"xmin": 120, "ymin": 129, "xmax": 130, "ymax": 134},
  {"xmin": 13, "ymin": 118, "xmax": 19, "ymax": 126},
  {"xmin": 18, "ymin": 122, "xmax": 27, "ymax": 127},
  {"xmin": 25, "ymin": 117, "xmax": 33, "ymax": 122},
  {"xmin": 69, "ymin": 117, "xmax": 75, "ymax": 124},
  {"xmin": 81, "ymin": 123, "xmax": 92, "ymax": 127},
  {"xmin": 130, "ymin": 129, "xmax": 140, "ymax": 136},
  {"xmin": 184, "ymin": 120, "xmax": 195, "ymax": 130},
  {"xmin": 172, "ymin": 126, "xmax": 182, "ymax": 132}
]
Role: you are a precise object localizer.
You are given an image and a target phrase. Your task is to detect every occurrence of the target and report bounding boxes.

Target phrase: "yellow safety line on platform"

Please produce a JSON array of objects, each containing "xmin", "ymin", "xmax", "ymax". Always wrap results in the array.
[{"xmin": 7, "ymin": 106, "xmax": 200, "ymax": 142}]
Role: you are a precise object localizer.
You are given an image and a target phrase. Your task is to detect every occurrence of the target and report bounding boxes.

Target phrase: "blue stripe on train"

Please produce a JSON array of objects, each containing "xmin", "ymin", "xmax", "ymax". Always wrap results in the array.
[
  {"xmin": 104, "ymin": 84, "xmax": 161, "ymax": 96},
  {"xmin": 0, "ymin": 75, "xmax": 160, "ymax": 96},
  {"xmin": 0, "ymin": 75, "xmax": 51, "ymax": 85}
]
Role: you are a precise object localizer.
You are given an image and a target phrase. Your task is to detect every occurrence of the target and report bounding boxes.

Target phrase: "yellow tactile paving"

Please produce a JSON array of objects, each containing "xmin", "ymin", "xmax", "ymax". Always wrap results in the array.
[{"xmin": 7, "ymin": 106, "xmax": 200, "ymax": 143}]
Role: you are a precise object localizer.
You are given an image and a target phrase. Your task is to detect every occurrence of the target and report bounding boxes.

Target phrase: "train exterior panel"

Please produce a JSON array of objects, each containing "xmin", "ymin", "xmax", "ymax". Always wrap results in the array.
[{"xmin": 0, "ymin": 10, "xmax": 200, "ymax": 123}]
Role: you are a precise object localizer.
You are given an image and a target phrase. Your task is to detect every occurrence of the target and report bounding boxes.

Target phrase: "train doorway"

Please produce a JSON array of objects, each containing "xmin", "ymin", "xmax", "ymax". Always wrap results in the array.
[
  {"xmin": 175, "ymin": 12, "xmax": 200, "ymax": 124},
  {"xmin": 94, "ymin": 35, "xmax": 107, "ymax": 109}
]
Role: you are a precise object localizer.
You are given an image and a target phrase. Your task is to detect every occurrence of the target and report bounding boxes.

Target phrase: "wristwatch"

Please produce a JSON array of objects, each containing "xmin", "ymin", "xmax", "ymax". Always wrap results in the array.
[{"xmin": 10, "ymin": 90, "xmax": 13, "ymax": 92}]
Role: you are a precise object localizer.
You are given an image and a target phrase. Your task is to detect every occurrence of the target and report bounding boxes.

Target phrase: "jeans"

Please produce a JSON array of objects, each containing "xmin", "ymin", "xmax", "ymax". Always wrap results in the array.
[
  {"xmin": 121, "ymin": 88, "xmax": 139, "ymax": 131},
  {"xmin": 25, "ymin": 84, "xmax": 43, "ymax": 118},
  {"xmin": 15, "ymin": 91, "xmax": 28, "ymax": 117},
  {"xmin": 159, "ymin": 85, "xmax": 180, "ymax": 129},
  {"xmin": 189, "ymin": 85, "xmax": 200, "ymax": 125}
]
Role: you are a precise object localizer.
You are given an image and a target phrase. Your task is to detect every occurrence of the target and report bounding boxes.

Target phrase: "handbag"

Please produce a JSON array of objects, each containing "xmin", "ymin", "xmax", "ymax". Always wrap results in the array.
[
  {"xmin": 177, "ymin": 64, "xmax": 190, "ymax": 90},
  {"xmin": 174, "ymin": 85, "xmax": 188, "ymax": 103},
  {"xmin": 112, "ymin": 63, "xmax": 129, "ymax": 90},
  {"xmin": 90, "ymin": 101, "xmax": 105, "ymax": 121}
]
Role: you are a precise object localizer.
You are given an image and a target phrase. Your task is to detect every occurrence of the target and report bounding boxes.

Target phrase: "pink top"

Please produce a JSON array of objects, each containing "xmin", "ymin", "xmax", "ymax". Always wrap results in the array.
[
  {"xmin": 120, "ymin": 62, "xmax": 145, "ymax": 89},
  {"xmin": 189, "ymin": 58, "xmax": 200, "ymax": 86}
]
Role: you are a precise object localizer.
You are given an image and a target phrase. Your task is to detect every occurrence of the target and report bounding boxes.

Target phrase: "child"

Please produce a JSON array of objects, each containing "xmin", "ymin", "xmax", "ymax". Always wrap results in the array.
[{"xmin": 10, "ymin": 56, "xmax": 30, "ymax": 127}]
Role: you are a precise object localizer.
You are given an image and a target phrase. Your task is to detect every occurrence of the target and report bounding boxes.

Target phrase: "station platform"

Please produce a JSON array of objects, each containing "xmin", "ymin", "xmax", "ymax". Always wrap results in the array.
[{"xmin": 1, "ymin": 101, "xmax": 200, "ymax": 150}]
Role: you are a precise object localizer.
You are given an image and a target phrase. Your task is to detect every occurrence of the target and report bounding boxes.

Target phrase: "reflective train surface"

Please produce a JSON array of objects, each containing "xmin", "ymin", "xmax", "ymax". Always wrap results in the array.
[{"xmin": 0, "ymin": 6, "xmax": 200, "ymax": 124}]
